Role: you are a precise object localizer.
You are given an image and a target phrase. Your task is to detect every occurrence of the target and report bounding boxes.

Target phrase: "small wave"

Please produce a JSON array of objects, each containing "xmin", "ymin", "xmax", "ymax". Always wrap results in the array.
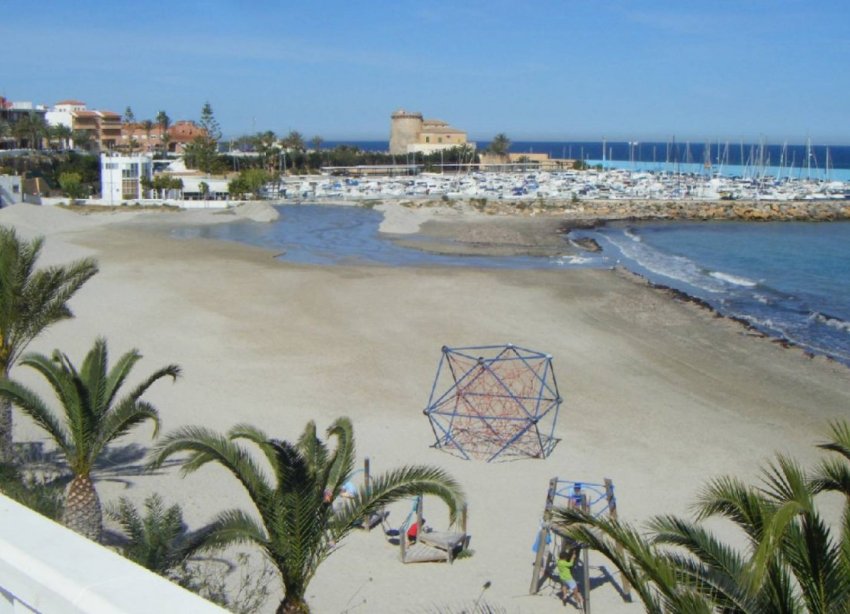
[
  {"xmin": 709, "ymin": 271, "xmax": 758, "ymax": 287},
  {"xmin": 623, "ymin": 228, "xmax": 642, "ymax": 242},
  {"xmin": 552, "ymin": 255, "xmax": 594, "ymax": 266},
  {"xmin": 810, "ymin": 311, "xmax": 850, "ymax": 334},
  {"xmin": 601, "ymin": 234, "xmax": 726, "ymax": 294}
]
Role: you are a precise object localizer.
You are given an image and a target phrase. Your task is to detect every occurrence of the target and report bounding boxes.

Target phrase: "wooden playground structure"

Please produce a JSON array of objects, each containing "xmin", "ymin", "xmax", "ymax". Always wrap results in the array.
[
  {"xmin": 348, "ymin": 459, "xmax": 470, "ymax": 563},
  {"xmin": 529, "ymin": 477, "xmax": 631, "ymax": 612},
  {"xmin": 397, "ymin": 494, "xmax": 469, "ymax": 564}
]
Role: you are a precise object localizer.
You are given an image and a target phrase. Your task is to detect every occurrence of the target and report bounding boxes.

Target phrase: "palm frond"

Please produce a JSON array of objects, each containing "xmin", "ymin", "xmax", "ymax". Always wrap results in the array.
[
  {"xmin": 18, "ymin": 351, "xmax": 81, "ymax": 423},
  {"xmin": 695, "ymin": 476, "xmax": 771, "ymax": 545},
  {"xmin": 818, "ymin": 420, "xmax": 850, "ymax": 463},
  {"xmin": 79, "ymin": 337, "xmax": 109, "ymax": 421},
  {"xmin": 323, "ymin": 417, "xmax": 355, "ymax": 493},
  {"xmin": 332, "ymin": 465, "xmax": 465, "ymax": 535},
  {"xmin": 0, "ymin": 377, "xmax": 71, "ymax": 455},
  {"xmin": 809, "ymin": 458, "xmax": 850, "ymax": 498},
  {"xmin": 191, "ymin": 508, "xmax": 269, "ymax": 553},
  {"xmin": 553, "ymin": 507, "xmax": 669, "ymax": 614},
  {"xmin": 229, "ymin": 423, "xmax": 279, "ymax": 475},
  {"xmin": 782, "ymin": 508, "xmax": 848, "ymax": 612},
  {"xmin": 117, "ymin": 362, "xmax": 180, "ymax": 408},
  {"xmin": 0, "ymin": 225, "xmax": 97, "ymax": 367},
  {"xmin": 295, "ymin": 420, "xmax": 329, "ymax": 476},
  {"xmin": 760, "ymin": 455, "xmax": 812, "ymax": 506},
  {"xmin": 92, "ymin": 399, "xmax": 160, "ymax": 464},
  {"xmin": 649, "ymin": 514, "xmax": 755, "ymax": 609},
  {"xmin": 148, "ymin": 426, "xmax": 273, "ymax": 509}
]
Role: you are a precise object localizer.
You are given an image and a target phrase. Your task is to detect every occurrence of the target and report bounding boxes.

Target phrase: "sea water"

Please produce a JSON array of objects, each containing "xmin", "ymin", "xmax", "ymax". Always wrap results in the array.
[
  {"xmin": 173, "ymin": 205, "xmax": 850, "ymax": 366},
  {"xmin": 579, "ymin": 221, "xmax": 850, "ymax": 366},
  {"xmin": 173, "ymin": 204, "xmax": 602, "ymax": 269}
]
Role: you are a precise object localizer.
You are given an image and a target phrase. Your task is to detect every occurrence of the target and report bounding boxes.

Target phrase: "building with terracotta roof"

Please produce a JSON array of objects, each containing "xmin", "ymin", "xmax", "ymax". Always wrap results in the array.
[
  {"xmin": 45, "ymin": 101, "xmax": 123, "ymax": 151},
  {"xmin": 389, "ymin": 109, "xmax": 473, "ymax": 155},
  {"xmin": 121, "ymin": 119, "xmax": 206, "ymax": 154}
]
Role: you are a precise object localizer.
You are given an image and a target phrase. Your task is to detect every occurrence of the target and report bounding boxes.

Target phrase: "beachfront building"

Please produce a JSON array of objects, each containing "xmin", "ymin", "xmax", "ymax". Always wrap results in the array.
[
  {"xmin": 45, "ymin": 100, "xmax": 123, "ymax": 152},
  {"xmin": 100, "ymin": 153, "xmax": 153, "ymax": 203},
  {"xmin": 121, "ymin": 119, "xmax": 206, "ymax": 154},
  {"xmin": 389, "ymin": 109, "xmax": 473, "ymax": 155},
  {"xmin": 0, "ymin": 97, "xmax": 49, "ymax": 149}
]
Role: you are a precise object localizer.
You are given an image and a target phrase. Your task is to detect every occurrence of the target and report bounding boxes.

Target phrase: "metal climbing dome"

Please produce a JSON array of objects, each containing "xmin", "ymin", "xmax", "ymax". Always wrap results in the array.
[{"xmin": 423, "ymin": 344, "xmax": 562, "ymax": 462}]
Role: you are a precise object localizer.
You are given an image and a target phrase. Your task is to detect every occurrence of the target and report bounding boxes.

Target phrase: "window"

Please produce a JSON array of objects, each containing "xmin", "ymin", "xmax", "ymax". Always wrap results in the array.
[
  {"xmin": 122, "ymin": 163, "xmax": 139, "ymax": 179},
  {"xmin": 425, "ymin": 136, "xmax": 430, "ymax": 143},
  {"xmin": 105, "ymin": 163, "xmax": 117, "ymax": 170},
  {"xmin": 12, "ymin": 185, "xmax": 19, "ymax": 193},
  {"xmin": 121, "ymin": 179, "xmax": 138, "ymax": 199}
]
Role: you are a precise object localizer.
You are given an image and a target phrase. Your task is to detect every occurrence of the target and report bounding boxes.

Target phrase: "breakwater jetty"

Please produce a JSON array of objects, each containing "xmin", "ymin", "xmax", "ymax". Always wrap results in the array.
[{"xmin": 385, "ymin": 197, "xmax": 850, "ymax": 223}]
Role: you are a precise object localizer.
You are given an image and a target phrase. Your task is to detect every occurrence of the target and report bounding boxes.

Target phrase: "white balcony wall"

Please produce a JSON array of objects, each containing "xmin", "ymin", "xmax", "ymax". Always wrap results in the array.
[{"xmin": 0, "ymin": 494, "xmax": 227, "ymax": 614}]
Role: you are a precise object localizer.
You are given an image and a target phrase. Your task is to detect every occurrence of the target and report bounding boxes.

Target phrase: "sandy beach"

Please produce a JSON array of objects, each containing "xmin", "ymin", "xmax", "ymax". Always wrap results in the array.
[{"xmin": 3, "ymin": 202, "xmax": 850, "ymax": 613}]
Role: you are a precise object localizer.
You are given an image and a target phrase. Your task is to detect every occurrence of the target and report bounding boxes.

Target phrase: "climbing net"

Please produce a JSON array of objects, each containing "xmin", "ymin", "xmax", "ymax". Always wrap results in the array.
[{"xmin": 423, "ymin": 344, "xmax": 562, "ymax": 462}]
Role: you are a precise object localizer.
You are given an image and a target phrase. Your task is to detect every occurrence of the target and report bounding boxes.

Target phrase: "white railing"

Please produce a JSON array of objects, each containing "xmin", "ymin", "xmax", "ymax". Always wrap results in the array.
[{"xmin": 0, "ymin": 494, "xmax": 227, "ymax": 614}]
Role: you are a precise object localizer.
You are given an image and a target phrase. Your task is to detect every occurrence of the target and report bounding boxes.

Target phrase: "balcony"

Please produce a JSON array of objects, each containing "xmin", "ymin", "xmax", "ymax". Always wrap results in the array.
[{"xmin": 0, "ymin": 494, "xmax": 227, "ymax": 614}]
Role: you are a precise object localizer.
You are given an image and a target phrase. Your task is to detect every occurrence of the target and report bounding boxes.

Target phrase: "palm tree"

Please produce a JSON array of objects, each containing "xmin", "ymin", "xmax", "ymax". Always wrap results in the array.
[
  {"xmin": 141, "ymin": 119, "xmax": 154, "ymax": 152},
  {"xmin": 0, "ymin": 227, "xmax": 98, "ymax": 463},
  {"xmin": 0, "ymin": 120, "xmax": 11, "ymax": 149},
  {"xmin": 156, "ymin": 110, "xmax": 171, "ymax": 154},
  {"xmin": 553, "ymin": 421, "xmax": 850, "ymax": 613},
  {"xmin": 149, "ymin": 417, "xmax": 466, "ymax": 614},
  {"xmin": 48, "ymin": 124, "xmax": 73, "ymax": 151},
  {"xmin": 12, "ymin": 112, "xmax": 48, "ymax": 150},
  {"xmin": 0, "ymin": 338, "xmax": 180, "ymax": 541},
  {"xmin": 488, "ymin": 133, "xmax": 511, "ymax": 157},
  {"xmin": 283, "ymin": 130, "xmax": 305, "ymax": 153},
  {"xmin": 123, "ymin": 106, "xmax": 136, "ymax": 153},
  {"xmin": 106, "ymin": 493, "xmax": 211, "ymax": 577},
  {"xmin": 71, "ymin": 129, "xmax": 95, "ymax": 152}
]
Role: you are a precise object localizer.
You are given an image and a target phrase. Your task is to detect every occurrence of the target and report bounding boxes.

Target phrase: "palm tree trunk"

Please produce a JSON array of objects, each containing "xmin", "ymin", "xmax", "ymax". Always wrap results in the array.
[
  {"xmin": 0, "ymin": 397, "xmax": 12, "ymax": 464},
  {"xmin": 63, "ymin": 474, "xmax": 103, "ymax": 542},
  {"xmin": 276, "ymin": 597, "xmax": 310, "ymax": 614}
]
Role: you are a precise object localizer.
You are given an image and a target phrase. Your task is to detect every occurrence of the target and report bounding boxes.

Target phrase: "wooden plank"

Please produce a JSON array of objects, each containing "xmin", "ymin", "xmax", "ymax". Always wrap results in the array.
[
  {"xmin": 402, "ymin": 543, "xmax": 450, "ymax": 564},
  {"xmin": 605, "ymin": 478, "xmax": 631, "ymax": 600},
  {"xmin": 418, "ymin": 531, "xmax": 466, "ymax": 551},
  {"xmin": 529, "ymin": 477, "xmax": 558, "ymax": 594}
]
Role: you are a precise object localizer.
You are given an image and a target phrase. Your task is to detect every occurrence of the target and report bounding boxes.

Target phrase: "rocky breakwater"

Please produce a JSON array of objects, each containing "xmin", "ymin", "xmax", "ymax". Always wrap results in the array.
[
  {"xmin": 585, "ymin": 199, "xmax": 850, "ymax": 222},
  {"xmin": 395, "ymin": 197, "xmax": 850, "ymax": 223}
]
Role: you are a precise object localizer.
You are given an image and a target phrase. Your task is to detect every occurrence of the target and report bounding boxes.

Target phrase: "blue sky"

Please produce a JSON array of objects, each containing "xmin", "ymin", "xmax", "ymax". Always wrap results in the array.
[{"xmin": 2, "ymin": 0, "xmax": 849, "ymax": 143}]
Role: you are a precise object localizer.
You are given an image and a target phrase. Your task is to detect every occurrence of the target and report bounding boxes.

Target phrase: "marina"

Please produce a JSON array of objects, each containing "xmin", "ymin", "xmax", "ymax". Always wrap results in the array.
[{"xmin": 281, "ymin": 167, "xmax": 850, "ymax": 203}]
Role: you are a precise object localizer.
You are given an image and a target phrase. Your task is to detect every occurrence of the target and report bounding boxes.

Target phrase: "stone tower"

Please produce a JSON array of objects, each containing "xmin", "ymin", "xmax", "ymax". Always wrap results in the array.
[{"xmin": 389, "ymin": 109, "xmax": 423, "ymax": 155}]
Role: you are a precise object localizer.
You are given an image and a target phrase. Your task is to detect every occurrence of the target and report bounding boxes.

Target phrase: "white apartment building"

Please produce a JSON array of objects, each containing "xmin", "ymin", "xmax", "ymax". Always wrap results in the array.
[
  {"xmin": 44, "ymin": 99, "xmax": 86, "ymax": 130},
  {"xmin": 100, "ymin": 153, "xmax": 152, "ymax": 203}
]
